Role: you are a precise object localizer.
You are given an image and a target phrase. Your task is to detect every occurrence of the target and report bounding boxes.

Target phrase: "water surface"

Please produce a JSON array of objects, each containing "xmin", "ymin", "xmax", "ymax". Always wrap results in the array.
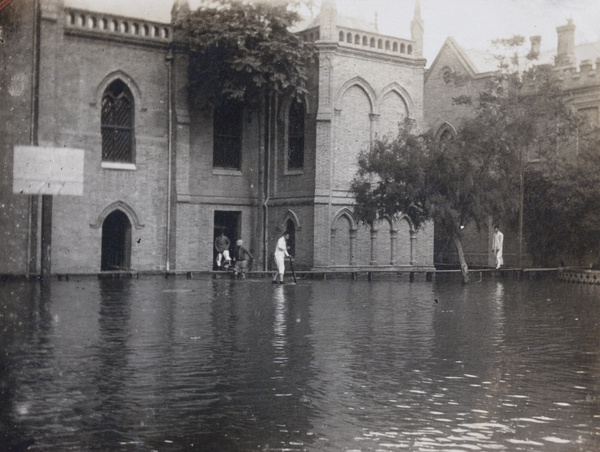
[{"xmin": 1, "ymin": 275, "xmax": 599, "ymax": 451}]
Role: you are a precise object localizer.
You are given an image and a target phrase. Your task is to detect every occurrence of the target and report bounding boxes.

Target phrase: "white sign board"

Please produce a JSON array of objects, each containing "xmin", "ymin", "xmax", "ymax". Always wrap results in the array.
[{"xmin": 13, "ymin": 145, "xmax": 84, "ymax": 196}]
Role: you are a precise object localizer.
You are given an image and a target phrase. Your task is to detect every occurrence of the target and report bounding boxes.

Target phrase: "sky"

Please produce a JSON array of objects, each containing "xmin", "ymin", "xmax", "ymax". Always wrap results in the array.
[{"xmin": 65, "ymin": 0, "xmax": 600, "ymax": 65}]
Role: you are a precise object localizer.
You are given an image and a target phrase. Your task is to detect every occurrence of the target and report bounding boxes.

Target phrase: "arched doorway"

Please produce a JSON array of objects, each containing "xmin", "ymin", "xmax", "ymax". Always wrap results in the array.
[
  {"xmin": 101, "ymin": 210, "xmax": 131, "ymax": 271},
  {"xmin": 285, "ymin": 219, "xmax": 296, "ymax": 256}
]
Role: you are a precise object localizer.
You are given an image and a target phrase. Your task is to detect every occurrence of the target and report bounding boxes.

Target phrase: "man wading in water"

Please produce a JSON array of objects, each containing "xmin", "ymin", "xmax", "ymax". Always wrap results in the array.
[
  {"xmin": 214, "ymin": 229, "xmax": 231, "ymax": 270},
  {"xmin": 272, "ymin": 232, "xmax": 290, "ymax": 284},
  {"xmin": 233, "ymin": 239, "xmax": 253, "ymax": 280},
  {"xmin": 492, "ymin": 225, "xmax": 504, "ymax": 269}
]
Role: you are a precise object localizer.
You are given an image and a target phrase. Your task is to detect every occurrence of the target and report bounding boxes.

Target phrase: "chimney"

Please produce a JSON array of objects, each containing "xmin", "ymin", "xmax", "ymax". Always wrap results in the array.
[
  {"xmin": 529, "ymin": 35, "xmax": 541, "ymax": 59},
  {"xmin": 556, "ymin": 19, "xmax": 576, "ymax": 67},
  {"xmin": 579, "ymin": 59, "xmax": 592, "ymax": 72}
]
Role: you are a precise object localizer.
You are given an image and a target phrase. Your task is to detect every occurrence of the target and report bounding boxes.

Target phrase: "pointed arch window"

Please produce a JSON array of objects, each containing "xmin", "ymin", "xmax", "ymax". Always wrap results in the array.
[
  {"xmin": 440, "ymin": 129, "xmax": 454, "ymax": 142},
  {"xmin": 213, "ymin": 98, "xmax": 242, "ymax": 169},
  {"xmin": 101, "ymin": 80, "xmax": 134, "ymax": 163},
  {"xmin": 288, "ymin": 100, "xmax": 305, "ymax": 170}
]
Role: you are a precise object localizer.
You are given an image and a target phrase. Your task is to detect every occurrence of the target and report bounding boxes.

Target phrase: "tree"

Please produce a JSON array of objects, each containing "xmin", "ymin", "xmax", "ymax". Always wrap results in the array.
[
  {"xmin": 352, "ymin": 35, "xmax": 586, "ymax": 282},
  {"xmin": 523, "ymin": 131, "xmax": 600, "ymax": 267},
  {"xmin": 176, "ymin": 0, "xmax": 315, "ymax": 111},
  {"xmin": 351, "ymin": 120, "xmax": 517, "ymax": 283}
]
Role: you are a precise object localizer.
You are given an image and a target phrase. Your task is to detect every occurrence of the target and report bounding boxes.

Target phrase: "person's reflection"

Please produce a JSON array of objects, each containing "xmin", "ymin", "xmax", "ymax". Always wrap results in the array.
[
  {"xmin": 493, "ymin": 281, "xmax": 504, "ymax": 305},
  {"xmin": 273, "ymin": 286, "xmax": 288, "ymax": 367}
]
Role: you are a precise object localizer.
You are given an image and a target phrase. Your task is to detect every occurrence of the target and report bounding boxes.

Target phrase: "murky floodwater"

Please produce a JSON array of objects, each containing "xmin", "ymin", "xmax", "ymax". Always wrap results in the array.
[{"xmin": 1, "ymin": 275, "xmax": 599, "ymax": 451}]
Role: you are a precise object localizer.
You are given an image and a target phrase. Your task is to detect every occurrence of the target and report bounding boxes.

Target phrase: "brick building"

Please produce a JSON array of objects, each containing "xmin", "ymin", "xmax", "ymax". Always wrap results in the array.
[
  {"xmin": 0, "ymin": 0, "xmax": 434, "ymax": 276},
  {"xmin": 424, "ymin": 22, "xmax": 600, "ymax": 268}
]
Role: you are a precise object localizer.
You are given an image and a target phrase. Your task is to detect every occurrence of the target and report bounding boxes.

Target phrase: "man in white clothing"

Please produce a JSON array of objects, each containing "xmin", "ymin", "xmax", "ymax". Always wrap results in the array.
[
  {"xmin": 272, "ymin": 232, "xmax": 290, "ymax": 284},
  {"xmin": 492, "ymin": 225, "xmax": 504, "ymax": 269}
]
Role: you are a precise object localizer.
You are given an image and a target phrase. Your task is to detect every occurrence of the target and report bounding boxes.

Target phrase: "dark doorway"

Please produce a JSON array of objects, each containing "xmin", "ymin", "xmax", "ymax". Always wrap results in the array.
[
  {"xmin": 101, "ymin": 210, "xmax": 132, "ymax": 271},
  {"xmin": 213, "ymin": 211, "xmax": 240, "ymax": 270},
  {"xmin": 285, "ymin": 219, "xmax": 296, "ymax": 256}
]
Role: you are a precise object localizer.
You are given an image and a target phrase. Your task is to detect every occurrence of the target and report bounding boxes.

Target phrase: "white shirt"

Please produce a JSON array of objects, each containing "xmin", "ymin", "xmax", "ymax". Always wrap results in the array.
[
  {"xmin": 274, "ymin": 236, "xmax": 289, "ymax": 258},
  {"xmin": 493, "ymin": 231, "xmax": 504, "ymax": 252}
]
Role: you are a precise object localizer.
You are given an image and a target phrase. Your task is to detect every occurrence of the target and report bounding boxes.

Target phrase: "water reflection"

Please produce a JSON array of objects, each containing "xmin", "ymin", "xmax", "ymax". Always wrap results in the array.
[
  {"xmin": 273, "ymin": 286, "xmax": 287, "ymax": 366},
  {"xmin": 89, "ymin": 280, "xmax": 133, "ymax": 448},
  {"xmin": 0, "ymin": 277, "xmax": 599, "ymax": 451}
]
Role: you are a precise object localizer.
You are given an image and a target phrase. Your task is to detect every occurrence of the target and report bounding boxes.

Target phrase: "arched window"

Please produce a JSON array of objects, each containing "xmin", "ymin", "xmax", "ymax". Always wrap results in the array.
[
  {"xmin": 440, "ymin": 129, "xmax": 454, "ymax": 141},
  {"xmin": 285, "ymin": 219, "xmax": 296, "ymax": 257},
  {"xmin": 288, "ymin": 100, "xmax": 305, "ymax": 170},
  {"xmin": 437, "ymin": 125, "xmax": 456, "ymax": 149},
  {"xmin": 101, "ymin": 80, "xmax": 134, "ymax": 163},
  {"xmin": 213, "ymin": 98, "xmax": 242, "ymax": 169}
]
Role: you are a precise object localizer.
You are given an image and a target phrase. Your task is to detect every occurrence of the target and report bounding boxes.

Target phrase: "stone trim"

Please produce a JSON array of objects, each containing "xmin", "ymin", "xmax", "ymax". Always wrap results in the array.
[
  {"xmin": 90, "ymin": 200, "xmax": 145, "ymax": 230},
  {"xmin": 558, "ymin": 268, "xmax": 600, "ymax": 284}
]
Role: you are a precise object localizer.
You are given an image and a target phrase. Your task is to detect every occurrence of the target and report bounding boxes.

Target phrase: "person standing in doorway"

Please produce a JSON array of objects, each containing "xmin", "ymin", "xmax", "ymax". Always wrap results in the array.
[
  {"xmin": 233, "ymin": 239, "xmax": 253, "ymax": 280},
  {"xmin": 492, "ymin": 225, "xmax": 504, "ymax": 269},
  {"xmin": 272, "ymin": 231, "xmax": 290, "ymax": 284},
  {"xmin": 215, "ymin": 229, "xmax": 231, "ymax": 270}
]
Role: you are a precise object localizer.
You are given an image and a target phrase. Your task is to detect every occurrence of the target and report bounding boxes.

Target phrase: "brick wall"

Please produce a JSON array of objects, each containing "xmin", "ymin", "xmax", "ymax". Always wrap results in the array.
[
  {"xmin": 2, "ymin": 5, "xmax": 173, "ymax": 274},
  {"xmin": 310, "ymin": 42, "xmax": 432, "ymax": 269},
  {"xmin": 0, "ymin": 1, "xmax": 37, "ymax": 274}
]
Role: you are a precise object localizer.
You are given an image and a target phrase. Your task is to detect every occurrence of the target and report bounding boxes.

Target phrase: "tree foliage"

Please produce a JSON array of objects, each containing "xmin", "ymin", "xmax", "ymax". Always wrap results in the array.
[
  {"xmin": 351, "ymin": 35, "xmax": 593, "ymax": 278},
  {"xmin": 177, "ymin": 0, "xmax": 315, "ymax": 110},
  {"xmin": 351, "ymin": 119, "xmax": 518, "ymax": 281},
  {"xmin": 524, "ymin": 132, "xmax": 600, "ymax": 266}
]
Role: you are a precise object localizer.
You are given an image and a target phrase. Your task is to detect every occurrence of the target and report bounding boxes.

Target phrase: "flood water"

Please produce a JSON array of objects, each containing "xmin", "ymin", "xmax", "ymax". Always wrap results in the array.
[{"xmin": 1, "ymin": 275, "xmax": 599, "ymax": 451}]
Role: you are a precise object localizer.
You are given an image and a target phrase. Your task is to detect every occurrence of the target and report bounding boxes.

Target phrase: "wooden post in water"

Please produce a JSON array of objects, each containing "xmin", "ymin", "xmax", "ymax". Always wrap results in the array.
[{"xmin": 40, "ymin": 194, "xmax": 52, "ymax": 286}]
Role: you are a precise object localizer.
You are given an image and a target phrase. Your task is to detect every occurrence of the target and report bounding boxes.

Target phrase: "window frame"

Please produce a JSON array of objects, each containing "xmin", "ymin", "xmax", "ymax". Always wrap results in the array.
[
  {"xmin": 286, "ymin": 99, "xmax": 305, "ymax": 173},
  {"xmin": 101, "ymin": 80, "xmax": 135, "ymax": 164},
  {"xmin": 213, "ymin": 99, "xmax": 243, "ymax": 170}
]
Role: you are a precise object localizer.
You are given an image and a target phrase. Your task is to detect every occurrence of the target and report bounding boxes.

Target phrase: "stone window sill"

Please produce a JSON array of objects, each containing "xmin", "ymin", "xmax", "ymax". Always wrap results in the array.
[
  {"xmin": 102, "ymin": 162, "xmax": 136, "ymax": 171},
  {"xmin": 213, "ymin": 168, "xmax": 242, "ymax": 176}
]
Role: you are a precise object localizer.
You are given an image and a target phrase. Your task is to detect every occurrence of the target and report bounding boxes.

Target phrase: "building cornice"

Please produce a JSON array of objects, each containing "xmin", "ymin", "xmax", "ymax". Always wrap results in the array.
[{"xmin": 63, "ymin": 7, "xmax": 171, "ymax": 50}]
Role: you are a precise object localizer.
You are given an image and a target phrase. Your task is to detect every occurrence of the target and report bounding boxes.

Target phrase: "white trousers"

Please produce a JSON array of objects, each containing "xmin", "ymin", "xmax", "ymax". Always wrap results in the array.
[
  {"xmin": 495, "ymin": 249, "xmax": 503, "ymax": 268},
  {"xmin": 275, "ymin": 254, "xmax": 285, "ymax": 276}
]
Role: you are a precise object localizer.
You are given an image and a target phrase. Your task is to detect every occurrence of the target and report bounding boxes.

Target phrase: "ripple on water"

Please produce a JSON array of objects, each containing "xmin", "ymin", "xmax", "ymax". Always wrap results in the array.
[{"xmin": 1, "ymin": 278, "xmax": 599, "ymax": 451}]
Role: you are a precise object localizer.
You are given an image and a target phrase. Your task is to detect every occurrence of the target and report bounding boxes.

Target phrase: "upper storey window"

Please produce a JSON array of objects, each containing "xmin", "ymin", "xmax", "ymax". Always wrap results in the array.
[
  {"xmin": 101, "ymin": 80, "xmax": 134, "ymax": 163},
  {"xmin": 288, "ymin": 100, "xmax": 305, "ymax": 170},
  {"xmin": 213, "ymin": 98, "xmax": 242, "ymax": 170}
]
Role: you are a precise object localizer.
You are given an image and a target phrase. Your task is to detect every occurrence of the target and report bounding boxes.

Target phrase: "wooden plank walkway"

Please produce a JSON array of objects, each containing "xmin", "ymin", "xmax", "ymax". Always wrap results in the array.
[{"xmin": 39, "ymin": 266, "xmax": 564, "ymax": 282}]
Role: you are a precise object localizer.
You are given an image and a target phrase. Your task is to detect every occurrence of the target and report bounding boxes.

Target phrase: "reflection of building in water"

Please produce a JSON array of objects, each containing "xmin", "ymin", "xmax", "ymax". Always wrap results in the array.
[{"xmin": 0, "ymin": 0, "xmax": 433, "ymax": 276}]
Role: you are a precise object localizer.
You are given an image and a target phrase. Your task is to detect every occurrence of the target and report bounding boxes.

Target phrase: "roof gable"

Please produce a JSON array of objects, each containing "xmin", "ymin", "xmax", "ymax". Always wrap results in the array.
[{"xmin": 425, "ymin": 37, "xmax": 497, "ymax": 83}]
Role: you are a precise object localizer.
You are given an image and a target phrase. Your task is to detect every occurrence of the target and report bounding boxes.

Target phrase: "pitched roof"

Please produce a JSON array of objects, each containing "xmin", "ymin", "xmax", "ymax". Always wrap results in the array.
[
  {"xmin": 425, "ymin": 37, "xmax": 498, "ymax": 82},
  {"xmin": 296, "ymin": 12, "xmax": 378, "ymax": 34},
  {"xmin": 428, "ymin": 36, "xmax": 600, "ymax": 79},
  {"xmin": 537, "ymin": 40, "xmax": 600, "ymax": 67}
]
